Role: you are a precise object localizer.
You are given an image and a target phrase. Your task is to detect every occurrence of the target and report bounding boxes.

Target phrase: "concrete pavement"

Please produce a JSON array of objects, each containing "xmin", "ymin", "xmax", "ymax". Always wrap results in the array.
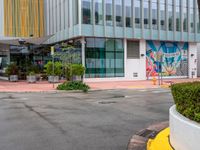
[{"xmin": 0, "ymin": 89, "xmax": 173, "ymax": 150}]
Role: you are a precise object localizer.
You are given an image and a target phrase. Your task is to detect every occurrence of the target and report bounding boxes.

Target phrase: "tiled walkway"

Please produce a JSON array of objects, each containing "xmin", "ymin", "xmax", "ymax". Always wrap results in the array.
[{"xmin": 0, "ymin": 78, "xmax": 199, "ymax": 92}]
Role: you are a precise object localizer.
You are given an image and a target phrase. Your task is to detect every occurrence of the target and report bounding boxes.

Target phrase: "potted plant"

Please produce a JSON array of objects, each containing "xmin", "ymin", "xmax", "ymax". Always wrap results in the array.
[
  {"xmin": 44, "ymin": 61, "xmax": 62, "ymax": 83},
  {"xmin": 26, "ymin": 65, "xmax": 39, "ymax": 83},
  {"xmin": 27, "ymin": 71, "xmax": 37, "ymax": 83},
  {"xmin": 71, "ymin": 64, "xmax": 85, "ymax": 81},
  {"xmin": 5, "ymin": 63, "xmax": 19, "ymax": 82}
]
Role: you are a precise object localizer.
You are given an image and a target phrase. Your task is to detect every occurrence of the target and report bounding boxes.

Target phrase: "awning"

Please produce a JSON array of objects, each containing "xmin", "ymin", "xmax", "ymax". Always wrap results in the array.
[
  {"xmin": 24, "ymin": 35, "xmax": 53, "ymax": 45},
  {"xmin": 0, "ymin": 39, "xmax": 20, "ymax": 46},
  {"xmin": 0, "ymin": 35, "xmax": 54, "ymax": 46}
]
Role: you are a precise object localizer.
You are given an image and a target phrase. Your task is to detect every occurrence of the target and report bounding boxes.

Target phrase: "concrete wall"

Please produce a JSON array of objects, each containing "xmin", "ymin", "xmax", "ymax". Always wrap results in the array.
[{"xmin": 188, "ymin": 43, "xmax": 198, "ymax": 78}]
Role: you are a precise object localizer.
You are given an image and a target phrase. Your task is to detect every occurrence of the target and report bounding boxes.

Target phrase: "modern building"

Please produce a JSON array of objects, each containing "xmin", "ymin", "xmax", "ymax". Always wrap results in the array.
[{"xmin": 0, "ymin": 0, "xmax": 200, "ymax": 81}]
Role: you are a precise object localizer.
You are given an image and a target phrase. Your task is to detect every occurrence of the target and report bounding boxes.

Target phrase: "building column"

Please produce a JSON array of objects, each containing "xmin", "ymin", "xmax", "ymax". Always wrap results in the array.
[
  {"xmin": 124, "ymin": 38, "xmax": 127, "ymax": 79},
  {"xmin": 139, "ymin": 40, "xmax": 147, "ymax": 80},
  {"xmin": 80, "ymin": 37, "xmax": 86, "ymax": 67},
  {"xmin": 188, "ymin": 43, "xmax": 198, "ymax": 79}
]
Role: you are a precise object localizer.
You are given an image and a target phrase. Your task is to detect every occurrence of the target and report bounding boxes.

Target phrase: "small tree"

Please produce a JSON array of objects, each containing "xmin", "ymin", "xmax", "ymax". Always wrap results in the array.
[
  {"xmin": 44, "ymin": 61, "xmax": 62, "ymax": 76},
  {"xmin": 5, "ymin": 63, "xmax": 19, "ymax": 76},
  {"xmin": 53, "ymin": 43, "xmax": 82, "ymax": 80}
]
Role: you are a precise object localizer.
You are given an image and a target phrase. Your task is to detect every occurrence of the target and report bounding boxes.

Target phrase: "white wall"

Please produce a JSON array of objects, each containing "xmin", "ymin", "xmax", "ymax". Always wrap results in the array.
[
  {"xmin": 197, "ymin": 44, "xmax": 200, "ymax": 77},
  {"xmin": 188, "ymin": 43, "xmax": 198, "ymax": 78},
  {"xmin": 125, "ymin": 40, "xmax": 146, "ymax": 80},
  {"xmin": 0, "ymin": 0, "xmax": 4, "ymax": 37}
]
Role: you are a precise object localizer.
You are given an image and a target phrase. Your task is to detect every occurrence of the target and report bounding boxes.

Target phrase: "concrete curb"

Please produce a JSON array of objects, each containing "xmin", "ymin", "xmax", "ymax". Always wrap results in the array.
[{"xmin": 127, "ymin": 121, "xmax": 169, "ymax": 150}]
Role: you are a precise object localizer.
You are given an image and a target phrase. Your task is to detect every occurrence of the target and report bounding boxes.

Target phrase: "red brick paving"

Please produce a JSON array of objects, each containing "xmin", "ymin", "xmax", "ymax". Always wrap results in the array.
[{"xmin": 0, "ymin": 78, "xmax": 199, "ymax": 92}]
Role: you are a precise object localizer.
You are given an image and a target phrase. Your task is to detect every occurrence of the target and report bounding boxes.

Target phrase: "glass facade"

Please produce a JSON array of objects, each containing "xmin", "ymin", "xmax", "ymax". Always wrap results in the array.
[
  {"xmin": 160, "ymin": 0, "xmax": 166, "ymax": 30},
  {"xmin": 190, "ymin": 0, "xmax": 195, "ymax": 33},
  {"xmin": 95, "ymin": 0, "xmax": 103, "ymax": 25},
  {"xmin": 176, "ymin": 0, "xmax": 181, "ymax": 31},
  {"xmin": 115, "ymin": 0, "xmax": 123, "ymax": 27},
  {"xmin": 143, "ymin": 0, "xmax": 150, "ymax": 29},
  {"xmin": 183, "ymin": 0, "xmax": 188, "ymax": 32},
  {"xmin": 82, "ymin": 0, "xmax": 92, "ymax": 24},
  {"xmin": 125, "ymin": 0, "xmax": 132, "ymax": 27},
  {"xmin": 85, "ymin": 38, "xmax": 124, "ymax": 78},
  {"xmin": 152, "ymin": 0, "xmax": 158, "ymax": 30},
  {"xmin": 106, "ymin": 0, "xmax": 113, "ymax": 26},
  {"xmin": 134, "ymin": 0, "xmax": 141, "ymax": 28},
  {"xmin": 168, "ymin": 0, "xmax": 173, "ymax": 31}
]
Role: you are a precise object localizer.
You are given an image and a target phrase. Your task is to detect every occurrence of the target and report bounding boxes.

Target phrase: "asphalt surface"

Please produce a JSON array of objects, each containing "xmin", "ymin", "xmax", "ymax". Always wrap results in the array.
[{"xmin": 0, "ymin": 89, "xmax": 174, "ymax": 150}]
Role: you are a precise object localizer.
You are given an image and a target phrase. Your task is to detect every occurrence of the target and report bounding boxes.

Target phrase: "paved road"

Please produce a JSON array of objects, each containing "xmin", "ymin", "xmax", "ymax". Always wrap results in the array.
[{"xmin": 0, "ymin": 89, "xmax": 173, "ymax": 150}]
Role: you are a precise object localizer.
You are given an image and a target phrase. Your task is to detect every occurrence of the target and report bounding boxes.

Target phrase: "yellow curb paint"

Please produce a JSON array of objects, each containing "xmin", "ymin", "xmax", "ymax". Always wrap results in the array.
[{"xmin": 147, "ymin": 128, "xmax": 173, "ymax": 150}]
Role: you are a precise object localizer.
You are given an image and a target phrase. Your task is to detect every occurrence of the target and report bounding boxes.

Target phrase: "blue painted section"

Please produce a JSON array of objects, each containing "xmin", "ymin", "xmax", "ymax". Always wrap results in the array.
[{"xmin": 146, "ymin": 41, "xmax": 188, "ymax": 78}]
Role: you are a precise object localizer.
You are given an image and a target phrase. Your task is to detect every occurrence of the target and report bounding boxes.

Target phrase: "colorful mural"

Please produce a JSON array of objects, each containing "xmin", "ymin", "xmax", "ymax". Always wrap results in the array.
[{"xmin": 146, "ymin": 41, "xmax": 188, "ymax": 78}]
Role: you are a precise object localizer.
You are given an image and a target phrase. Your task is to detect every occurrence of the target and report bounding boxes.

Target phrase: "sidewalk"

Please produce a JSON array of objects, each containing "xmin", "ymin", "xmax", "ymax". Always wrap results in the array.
[
  {"xmin": 0, "ymin": 78, "xmax": 199, "ymax": 92},
  {"xmin": 87, "ymin": 78, "xmax": 200, "ymax": 90}
]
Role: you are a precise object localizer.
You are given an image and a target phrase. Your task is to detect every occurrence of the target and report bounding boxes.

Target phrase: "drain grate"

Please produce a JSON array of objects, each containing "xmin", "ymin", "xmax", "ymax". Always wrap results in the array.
[
  {"xmin": 98, "ymin": 101, "xmax": 117, "ymax": 104},
  {"xmin": 137, "ymin": 129, "xmax": 158, "ymax": 139}
]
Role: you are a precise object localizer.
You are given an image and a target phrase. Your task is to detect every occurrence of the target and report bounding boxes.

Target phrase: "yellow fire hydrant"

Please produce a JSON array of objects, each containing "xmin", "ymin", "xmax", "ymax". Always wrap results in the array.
[{"xmin": 152, "ymin": 76, "xmax": 157, "ymax": 85}]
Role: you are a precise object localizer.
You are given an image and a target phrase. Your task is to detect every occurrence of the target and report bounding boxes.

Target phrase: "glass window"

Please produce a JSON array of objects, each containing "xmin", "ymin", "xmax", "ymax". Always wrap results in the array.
[
  {"xmin": 73, "ymin": 0, "xmax": 78, "ymax": 25},
  {"xmin": 190, "ymin": 0, "xmax": 195, "ymax": 33},
  {"xmin": 115, "ymin": 0, "xmax": 123, "ymax": 27},
  {"xmin": 168, "ymin": 0, "xmax": 173, "ymax": 31},
  {"xmin": 160, "ymin": 0, "xmax": 166, "ymax": 30},
  {"xmin": 125, "ymin": 0, "xmax": 132, "ymax": 27},
  {"xmin": 197, "ymin": 0, "xmax": 200, "ymax": 33},
  {"xmin": 176, "ymin": 0, "xmax": 181, "ymax": 31},
  {"xmin": 82, "ymin": 0, "xmax": 92, "ymax": 24},
  {"xmin": 152, "ymin": 0, "xmax": 158, "ymax": 30},
  {"xmin": 183, "ymin": 0, "xmax": 188, "ymax": 32},
  {"xmin": 144, "ymin": 0, "xmax": 150, "ymax": 29},
  {"xmin": 106, "ymin": 0, "xmax": 113, "ymax": 26},
  {"xmin": 85, "ymin": 38, "xmax": 124, "ymax": 78},
  {"xmin": 95, "ymin": 0, "xmax": 103, "ymax": 25},
  {"xmin": 135, "ymin": 0, "xmax": 141, "ymax": 28}
]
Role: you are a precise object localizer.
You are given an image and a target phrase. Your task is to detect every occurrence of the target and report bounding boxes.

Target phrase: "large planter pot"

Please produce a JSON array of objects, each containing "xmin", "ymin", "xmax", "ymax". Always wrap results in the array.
[
  {"xmin": 27, "ymin": 75, "xmax": 37, "ymax": 83},
  {"xmin": 170, "ymin": 105, "xmax": 200, "ymax": 150},
  {"xmin": 48, "ymin": 76, "xmax": 59, "ymax": 83},
  {"xmin": 9, "ymin": 75, "xmax": 18, "ymax": 82}
]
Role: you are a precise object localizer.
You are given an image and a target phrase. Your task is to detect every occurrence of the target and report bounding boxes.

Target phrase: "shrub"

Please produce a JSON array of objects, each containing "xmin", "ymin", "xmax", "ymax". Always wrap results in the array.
[
  {"xmin": 71, "ymin": 64, "xmax": 85, "ymax": 76},
  {"xmin": 5, "ymin": 63, "xmax": 19, "ymax": 76},
  {"xmin": 63, "ymin": 64, "xmax": 85, "ymax": 81},
  {"xmin": 57, "ymin": 81, "xmax": 90, "ymax": 92},
  {"xmin": 44, "ymin": 61, "xmax": 62, "ymax": 76},
  {"xmin": 171, "ymin": 82, "xmax": 200, "ymax": 123}
]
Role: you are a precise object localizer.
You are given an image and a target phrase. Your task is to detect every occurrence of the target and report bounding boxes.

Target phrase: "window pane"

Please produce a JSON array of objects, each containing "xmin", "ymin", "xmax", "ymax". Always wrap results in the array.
[
  {"xmin": 183, "ymin": 0, "xmax": 188, "ymax": 32},
  {"xmin": 115, "ymin": 0, "xmax": 123, "ymax": 26},
  {"xmin": 82, "ymin": 0, "xmax": 92, "ymax": 24},
  {"xmin": 152, "ymin": 0, "xmax": 158, "ymax": 30},
  {"xmin": 160, "ymin": 0, "xmax": 166, "ymax": 30},
  {"xmin": 95, "ymin": 0, "xmax": 103, "ymax": 25},
  {"xmin": 106, "ymin": 0, "xmax": 113, "ymax": 26},
  {"xmin": 85, "ymin": 38, "xmax": 124, "ymax": 78},
  {"xmin": 144, "ymin": 0, "xmax": 150, "ymax": 29},
  {"xmin": 168, "ymin": 0, "xmax": 173, "ymax": 31},
  {"xmin": 176, "ymin": 0, "xmax": 181, "ymax": 31},
  {"xmin": 190, "ymin": 0, "xmax": 194, "ymax": 33},
  {"xmin": 135, "ymin": 0, "xmax": 141, "ymax": 28},
  {"xmin": 125, "ymin": 0, "xmax": 132, "ymax": 27}
]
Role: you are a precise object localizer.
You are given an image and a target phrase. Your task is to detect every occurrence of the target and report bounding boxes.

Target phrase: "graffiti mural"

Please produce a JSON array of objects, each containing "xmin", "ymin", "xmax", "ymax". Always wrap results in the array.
[{"xmin": 146, "ymin": 41, "xmax": 188, "ymax": 78}]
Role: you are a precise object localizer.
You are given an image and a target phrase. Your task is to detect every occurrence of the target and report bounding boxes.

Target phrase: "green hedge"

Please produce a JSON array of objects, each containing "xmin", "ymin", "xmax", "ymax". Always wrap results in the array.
[
  {"xmin": 57, "ymin": 81, "xmax": 90, "ymax": 92},
  {"xmin": 171, "ymin": 82, "xmax": 200, "ymax": 123}
]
